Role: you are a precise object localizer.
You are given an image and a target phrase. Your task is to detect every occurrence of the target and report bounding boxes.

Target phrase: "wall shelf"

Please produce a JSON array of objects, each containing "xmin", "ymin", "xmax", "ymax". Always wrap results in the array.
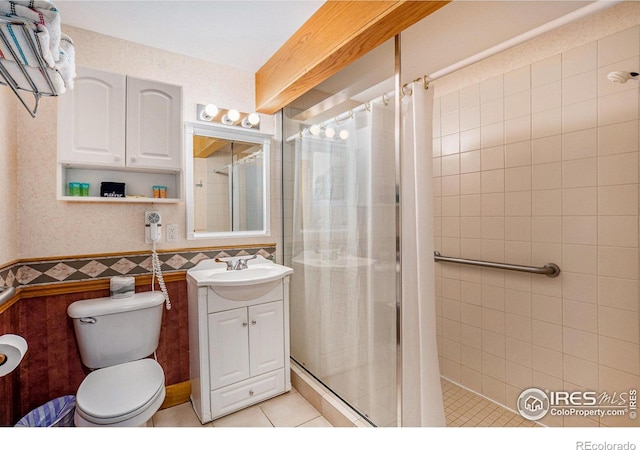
[{"xmin": 58, "ymin": 196, "xmax": 181, "ymax": 204}]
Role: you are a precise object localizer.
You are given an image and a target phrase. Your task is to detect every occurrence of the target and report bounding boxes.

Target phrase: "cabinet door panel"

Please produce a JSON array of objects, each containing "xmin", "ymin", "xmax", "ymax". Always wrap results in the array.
[
  {"xmin": 126, "ymin": 77, "xmax": 182, "ymax": 171},
  {"xmin": 249, "ymin": 302, "xmax": 284, "ymax": 377},
  {"xmin": 58, "ymin": 67, "xmax": 126, "ymax": 166},
  {"xmin": 209, "ymin": 309, "xmax": 250, "ymax": 389}
]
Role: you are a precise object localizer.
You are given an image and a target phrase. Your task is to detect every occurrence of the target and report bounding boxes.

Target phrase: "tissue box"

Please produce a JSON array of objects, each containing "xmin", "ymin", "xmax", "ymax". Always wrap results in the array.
[
  {"xmin": 100, "ymin": 182, "xmax": 125, "ymax": 198},
  {"xmin": 110, "ymin": 276, "xmax": 135, "ymax": 298}
]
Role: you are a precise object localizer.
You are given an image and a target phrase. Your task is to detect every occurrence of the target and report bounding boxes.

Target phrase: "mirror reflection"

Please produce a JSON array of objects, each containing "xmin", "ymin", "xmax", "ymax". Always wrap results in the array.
[{"xmin": 186, "ymin": 123, "xmax": 271, "ymax": 239}]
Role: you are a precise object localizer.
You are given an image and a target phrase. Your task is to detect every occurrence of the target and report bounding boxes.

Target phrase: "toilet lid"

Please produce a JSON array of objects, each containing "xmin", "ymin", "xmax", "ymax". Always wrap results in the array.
[{"xmin": 76, "ymin": 359, "xmax": 165, "ymax": 420}]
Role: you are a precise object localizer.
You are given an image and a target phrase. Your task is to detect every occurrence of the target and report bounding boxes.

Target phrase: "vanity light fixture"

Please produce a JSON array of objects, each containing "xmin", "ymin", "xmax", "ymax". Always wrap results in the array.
[
  {"xmin": 339, "ymin": 129, "xmax": 349, "ymax": 140},
  {"xmin": 221, "ymin": 109, "xmax": 241, "ymax": 125},
  {"xmin": 241, "ymin": 113, "xmax": 260, "ymax": 128},
  {"xmin": 200, "ymin": 103, "xmax": 219, "ymax": 121},
  {"xmin": 196, "ymin": 104, "xmax": 261, "ymax": 130}
]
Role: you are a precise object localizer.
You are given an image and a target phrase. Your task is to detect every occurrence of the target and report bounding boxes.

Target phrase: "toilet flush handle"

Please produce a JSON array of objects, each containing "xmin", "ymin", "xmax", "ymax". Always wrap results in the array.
[{"xmin": 79, "ymin": 317, "xmax": 97, "ymax": 324}]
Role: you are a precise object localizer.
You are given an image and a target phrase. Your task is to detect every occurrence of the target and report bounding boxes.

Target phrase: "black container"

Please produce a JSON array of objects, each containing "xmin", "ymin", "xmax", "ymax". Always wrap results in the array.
[{"xmin": 100, "ymin": 182, "xmax": 125, "ymax": 198}]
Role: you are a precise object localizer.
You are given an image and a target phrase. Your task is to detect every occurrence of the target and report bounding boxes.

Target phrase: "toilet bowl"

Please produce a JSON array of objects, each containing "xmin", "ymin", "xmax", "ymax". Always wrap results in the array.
[
  {"xmin": 67, "ymin": 291, "xmax": 167, "ymax": 427},
  {"xmin": 74, "ymin": 359, "xmax": 166, "ymax": 427}
]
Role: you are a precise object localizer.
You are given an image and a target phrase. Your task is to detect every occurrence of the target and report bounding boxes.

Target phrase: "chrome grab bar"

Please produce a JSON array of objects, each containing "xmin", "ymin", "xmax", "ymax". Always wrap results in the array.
[{"xmin": 434, "ymin": 252, "xmax": 560, "ymax": 278}]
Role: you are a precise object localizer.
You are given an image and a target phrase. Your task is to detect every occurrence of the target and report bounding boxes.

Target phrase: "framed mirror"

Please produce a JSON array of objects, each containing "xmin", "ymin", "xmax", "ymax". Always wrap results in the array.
[{"xmin": 185, "ymin": 122, "xmax": 271, "ymax": 239}]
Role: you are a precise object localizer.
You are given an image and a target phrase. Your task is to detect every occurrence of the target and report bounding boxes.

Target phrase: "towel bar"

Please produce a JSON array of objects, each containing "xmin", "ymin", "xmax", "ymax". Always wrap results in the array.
[
  {"xmin": 0, "ymin": 17, "xmax": 60, "ymax": 117},
  {"xmin": 434, "ymin": 252, "xmax": 561, "ymax": 277}
]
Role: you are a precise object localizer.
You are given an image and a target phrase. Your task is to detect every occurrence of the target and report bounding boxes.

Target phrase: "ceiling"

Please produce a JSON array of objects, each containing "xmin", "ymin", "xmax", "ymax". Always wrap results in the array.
[
  {"xmin": 54, "ymin": 0, "xmax": 325, "ymax": 73},
  {"xmin": 53, "ymin": 1, "xmax": 601, "ymax": 76}
]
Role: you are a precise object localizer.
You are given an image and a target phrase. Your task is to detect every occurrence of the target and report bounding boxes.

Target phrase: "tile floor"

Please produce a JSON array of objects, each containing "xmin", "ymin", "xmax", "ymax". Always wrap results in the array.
[
  {"xmin": 441, "ymin": 379, "xmax": 540, "ymax": 427},
  {"xmin": 151, "ymin": 388, "xmax": 333, "ymax": 427},
  {"xmin": 152, "ymin": 378, "xmax": 539, "ymax": 427}
]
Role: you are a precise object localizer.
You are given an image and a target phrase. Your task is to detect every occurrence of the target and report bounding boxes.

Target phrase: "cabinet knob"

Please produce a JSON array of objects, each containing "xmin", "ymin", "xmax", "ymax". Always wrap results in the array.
[
  {"xmin": 249, "ymin": 390, "xmax": 254, "ymax": 396},
  {"xmin": 251, "ymin": 320, "xmax": 257, "ymax": 325},
  {"xmin": 130, "ymin": 156, "xmax": 137, "ymax": 163},
  {"xmin": 242, "ymin": 322, "xmax": 248, "ymax": 327}
]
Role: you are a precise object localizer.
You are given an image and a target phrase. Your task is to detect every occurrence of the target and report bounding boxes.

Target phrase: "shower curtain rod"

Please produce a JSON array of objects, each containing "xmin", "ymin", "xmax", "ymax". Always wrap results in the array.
[
  {"xmin": 285, "ymin": 0, "xmax": 619, "ymax": 144},
  {"xmin": 424, "ymin": 0, "xmax": 621, "ymax": 83}
]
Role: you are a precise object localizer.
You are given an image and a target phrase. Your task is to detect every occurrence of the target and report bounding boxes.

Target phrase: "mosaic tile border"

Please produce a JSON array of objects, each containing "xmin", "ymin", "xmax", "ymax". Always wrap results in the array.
[{"xmin": 0, "ymin": 246, "xmax": 276, "ymax": 289}]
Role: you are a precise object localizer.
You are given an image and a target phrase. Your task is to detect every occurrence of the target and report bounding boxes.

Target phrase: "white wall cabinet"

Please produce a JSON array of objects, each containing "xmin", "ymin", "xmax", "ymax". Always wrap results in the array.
[
  {"xmin": 58, "ymin": 66, "xmax": 126, "ymax": 166},
  {"xmin": 187, "ymin": 272, "xmax": 291, "ymax": 423},
  {"xmin": 57, "ymin": 66, "xmax": 183, "ymax": 202}
]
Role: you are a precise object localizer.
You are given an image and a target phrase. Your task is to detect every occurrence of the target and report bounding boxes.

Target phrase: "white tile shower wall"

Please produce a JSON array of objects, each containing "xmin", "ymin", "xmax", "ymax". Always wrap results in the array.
[{"xmin": 433, "ymin": 25, "xmax": 640, "ymax": 427}]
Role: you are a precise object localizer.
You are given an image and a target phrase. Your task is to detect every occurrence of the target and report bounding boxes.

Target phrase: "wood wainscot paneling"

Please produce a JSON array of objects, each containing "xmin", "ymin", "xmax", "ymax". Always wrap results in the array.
[{"xmin": 0, "ymin": 275, "xmax": 190, "ymax": 425}]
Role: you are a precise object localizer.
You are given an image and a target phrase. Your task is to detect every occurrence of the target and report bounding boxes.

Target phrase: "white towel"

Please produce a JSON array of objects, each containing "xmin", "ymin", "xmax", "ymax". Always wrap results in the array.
[
  {"xmin": 0, "ymin": 21, "xmax": 56, "ymax": 68},
  {"xmin": 0, "ymin": 0, "xmax": 75, "ymax": 96},
  {"xmin": 57, "ymin": 33, "xmax": 74, "ymax": 89},
  {"xmin": 0, "ymin": 58, "xmax": 65, "ymax": 95},
  {"xmin": 0, "ymin": 1, "xmax": 61, "ymax": 60}
]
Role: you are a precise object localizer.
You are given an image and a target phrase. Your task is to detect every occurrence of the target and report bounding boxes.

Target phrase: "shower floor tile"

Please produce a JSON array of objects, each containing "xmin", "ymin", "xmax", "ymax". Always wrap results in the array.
[{"xmin": 442, "ymin": 379, "xmax": 540, "ymax": 427}]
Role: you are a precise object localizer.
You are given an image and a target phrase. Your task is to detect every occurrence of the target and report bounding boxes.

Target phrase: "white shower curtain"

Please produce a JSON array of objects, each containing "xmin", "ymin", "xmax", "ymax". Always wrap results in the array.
[{"xmin": 401, "ymin": 83, "xmax": 446, "ymax": 426}]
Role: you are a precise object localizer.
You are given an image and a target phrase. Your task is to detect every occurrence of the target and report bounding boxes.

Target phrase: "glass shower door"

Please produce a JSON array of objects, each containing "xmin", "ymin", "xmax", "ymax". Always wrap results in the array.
[{"xmin": 282, "ymin": 38, "xmax": 398, "ymax": 426}]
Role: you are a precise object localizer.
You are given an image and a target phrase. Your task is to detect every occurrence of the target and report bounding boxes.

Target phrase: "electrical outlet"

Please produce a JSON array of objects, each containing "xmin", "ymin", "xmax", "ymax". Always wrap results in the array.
[{"xmin": 166, "ymin": 224, "xmax": 178, "ymax": 242}]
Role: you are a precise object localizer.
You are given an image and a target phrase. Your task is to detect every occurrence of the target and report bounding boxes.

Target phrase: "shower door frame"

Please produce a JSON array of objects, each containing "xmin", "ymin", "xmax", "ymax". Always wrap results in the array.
[{"xmin": 393, "ymin": 33, "xmax": 403, "ymax": 428}]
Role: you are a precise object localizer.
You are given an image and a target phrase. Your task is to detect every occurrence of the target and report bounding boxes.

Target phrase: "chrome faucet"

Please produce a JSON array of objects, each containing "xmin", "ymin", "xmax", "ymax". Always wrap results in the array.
[
  {"xmin": 232, "ymin": 255, "xmax": 257, "ymax": 270},
  {"xmin": 215, "ymin": 255, "xmax": 257, "ymax": 271}
]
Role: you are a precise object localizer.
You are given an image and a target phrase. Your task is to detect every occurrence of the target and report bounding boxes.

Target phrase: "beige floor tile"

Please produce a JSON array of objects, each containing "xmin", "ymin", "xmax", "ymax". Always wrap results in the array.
[
  {"xmin": 152, "ymin": 402, "xmax": 209, "ymax": 427},
  {"xmin": 258, "ymin": 391, "xmax": 321, "ymax": 427},
  {"xmin": 212, "ymin": 405, "xmax": 274, "ymax": 427},
  {"xmin": 297, "ymin": 416, "xmax": 334, "ymax": 427}
]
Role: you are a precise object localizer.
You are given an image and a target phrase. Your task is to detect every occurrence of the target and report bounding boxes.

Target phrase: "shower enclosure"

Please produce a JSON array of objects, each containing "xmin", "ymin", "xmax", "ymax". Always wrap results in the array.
[{"xmin": 282, "ymin": 40, "xmax": 399, "ymax": 426}]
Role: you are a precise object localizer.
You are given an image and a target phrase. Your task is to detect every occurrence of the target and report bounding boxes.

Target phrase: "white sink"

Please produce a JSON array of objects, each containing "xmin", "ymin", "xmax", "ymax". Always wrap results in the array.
[{"xmin": 187, "ymin": 256, "xmax": 293, "ymax": 301}]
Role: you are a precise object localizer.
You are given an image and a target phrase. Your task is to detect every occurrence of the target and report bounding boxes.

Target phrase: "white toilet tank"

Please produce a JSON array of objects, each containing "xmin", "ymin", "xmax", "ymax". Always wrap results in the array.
[{"xmin": 67, "ymin": 291, "xmax": 165, "ymax": 369}]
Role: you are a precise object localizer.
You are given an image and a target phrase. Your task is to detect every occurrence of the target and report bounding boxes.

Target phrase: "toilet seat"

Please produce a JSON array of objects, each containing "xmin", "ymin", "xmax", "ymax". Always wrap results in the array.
[{"xmin": 75, "ymin": 358, "xmax": 165, "ymax": 426}]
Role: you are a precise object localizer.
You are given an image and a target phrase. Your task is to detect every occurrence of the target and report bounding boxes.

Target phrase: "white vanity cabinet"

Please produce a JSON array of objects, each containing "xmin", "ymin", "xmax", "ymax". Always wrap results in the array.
[
  {"xmin": 57, "ymin": 66, "xmax": 183, "ymax": 201},
  {"xmin": 187, "ymin": 258, "xmax": 292, "ymax": 424},
  {"xmin": 209, "ymin": 301, "xmax": 284, "ymax": 390}
]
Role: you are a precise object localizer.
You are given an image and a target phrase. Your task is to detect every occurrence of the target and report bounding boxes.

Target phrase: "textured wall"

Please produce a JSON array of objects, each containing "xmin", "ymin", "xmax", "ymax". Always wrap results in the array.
[
  {"xmin": 0, "ymin": 89, "xmax": 18, "ymax": 267},
  {"xmin": 14, "ymin": 25, "xmax": 278, "ymax": 259}
]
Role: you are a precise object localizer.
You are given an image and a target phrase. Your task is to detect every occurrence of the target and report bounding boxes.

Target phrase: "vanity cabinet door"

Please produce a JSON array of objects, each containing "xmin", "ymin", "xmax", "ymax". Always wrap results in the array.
[
  {"xmin": 249, "ymin": 301, "xmax": 284, "ymax": 377},
  {"xmin": 209, "ymin": 308, "xmax": 250, "ymax": 390},
  {"xmin": 126, "ymin": 77, "xmax": 182, "ymax": 171},
  {"xmin": 58, "ymin": 66, "xmax": 126, "ymax": 166}
]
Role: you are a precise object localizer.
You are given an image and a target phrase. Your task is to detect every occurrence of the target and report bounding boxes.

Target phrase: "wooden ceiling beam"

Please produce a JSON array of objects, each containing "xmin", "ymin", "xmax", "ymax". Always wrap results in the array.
[{"xmin": 255, "ymin": 0, "xmax": 450, "ymax": 114}]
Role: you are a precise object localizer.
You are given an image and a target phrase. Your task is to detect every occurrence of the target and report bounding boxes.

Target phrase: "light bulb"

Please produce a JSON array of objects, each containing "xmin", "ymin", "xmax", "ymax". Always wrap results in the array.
[
  {"xmin": 324, "ymin": 127, "xmax": 335, "ymax": 138},
  {"xmin": 200, "ymin": 103, "xmax": 218, "ymax": 121},
  {"xmin": 242, "ymin": 113, "xmax": 261, "ymax": 128},
  {"xmin": 248, "ymin": 113, "xmax": 260, "ymax": 125},
  {"xmin": 339, "ymin": 129, "xmax": 349, "ymax": 140},
  {"xmin": 309, "ymin": 124, "xmax": 321, "ymax": 136},
  {"xmin": 228, "ymin": 109, "xmax": 240, "ymax": 122}
]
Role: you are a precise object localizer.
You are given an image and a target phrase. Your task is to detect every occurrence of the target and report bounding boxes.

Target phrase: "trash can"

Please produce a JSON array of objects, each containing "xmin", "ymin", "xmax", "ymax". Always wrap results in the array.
[{"xmin": 14, "ymin": 395, "xmax": 76, "ymax": 427}]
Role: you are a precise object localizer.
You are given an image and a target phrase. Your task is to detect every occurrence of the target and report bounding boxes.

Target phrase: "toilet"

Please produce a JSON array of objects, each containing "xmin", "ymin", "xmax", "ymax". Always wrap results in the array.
[{"xmin": 67, "ymin": 291, "xmax": 166, "ymax": 427}]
